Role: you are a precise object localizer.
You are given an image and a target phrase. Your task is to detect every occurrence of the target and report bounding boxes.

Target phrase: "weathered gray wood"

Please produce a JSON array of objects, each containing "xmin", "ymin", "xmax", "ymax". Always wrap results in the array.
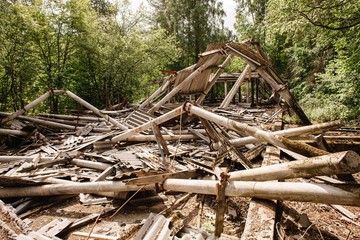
[
  {"xmin": 1, "ymin": 178, "xmax": 360, "ymax": 206},
  {"xmin": 149, "ymin": 53, "xmax": 223, "ymax": 113},
  {"xmin": 241, "ymin": 146, "xmax": 280, "ymax": 240},
  {"xmin": 220, "ymin": 65, "xmax": 250, "ymax": 108},
  {"xmin": 65, "ymin": 90, "xmax": 128, "ymax": 130},
  {"xmin": 152, "ymin": 122, "xmax": 170, "ymax": 157},
  {"xmin": 185, "ymin": 103, "xmax": 328, "ymax": 157},
  {"xmin": 140, "ymin": 78, "xmax": 171, "ymax": 108},
  {"xmin": 0, "ymin": 90, "xmax": 65, "ymax": 125},
  {"xmin": 196, "ymin": 54, "xmax": 233, "ymax": 104},
  {"xmin": 213, "ymin": 120, "xmax": 342, "ymax": 147},
  {"xmin": 111, "ymin": 105, "xmax": 184, "ymax": 143},
  {"xmin": 0, "ymin": 129, "xmax": 29, "ymax": 136},
  {"xmin": 228, "ymin": 151, "xmax": 360, "ymax": 181}
]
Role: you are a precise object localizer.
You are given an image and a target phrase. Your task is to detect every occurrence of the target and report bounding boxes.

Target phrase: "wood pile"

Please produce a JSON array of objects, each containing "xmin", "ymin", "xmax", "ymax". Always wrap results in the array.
[{"xmin": 0, "ymin": 41, "xmax": 359, "ymax": 239}]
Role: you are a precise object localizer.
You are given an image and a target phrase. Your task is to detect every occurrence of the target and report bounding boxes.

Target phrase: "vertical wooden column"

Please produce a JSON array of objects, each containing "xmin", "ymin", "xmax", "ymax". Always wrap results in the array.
[
  {"xmin": 246, "ymin": 80, "xmax": 250, "ymax": 103},
  {"xmin": 251, "ymin": 78, "xmax": 255, "ymax": 106},
  {"xmin": 238, "ymin": 85, "xmax": 242, "ymax": 103},
  {"xmin": 224, "ymin": 81, "xmax": 228, "ymax": 99},
  {"xmin": 256, "ymin": 78, "xmax": 259, "ymax": 105}
]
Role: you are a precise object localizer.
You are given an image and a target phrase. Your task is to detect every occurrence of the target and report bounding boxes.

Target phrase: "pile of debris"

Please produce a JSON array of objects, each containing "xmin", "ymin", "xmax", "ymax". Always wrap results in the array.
[{"xmin": 0, "ymin": 41, "xmax": 359, "ymax": 240}]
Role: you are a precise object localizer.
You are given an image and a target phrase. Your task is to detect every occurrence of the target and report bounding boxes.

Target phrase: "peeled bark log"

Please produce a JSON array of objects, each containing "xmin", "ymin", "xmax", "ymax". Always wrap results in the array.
[
  {"xmin": 224, "ymin": 120, "xmax": 342, "ymax": 147},
  {"xmin": 228, "ymin": 151, "xmax": 360, "ymax": 181},
  {"xmin": 0, "ymin": 112, "xmax": 110, "ymax": 132},
  {"xmin": 0, "ymin": 179, "xmax": 359, "ymax": 206}
]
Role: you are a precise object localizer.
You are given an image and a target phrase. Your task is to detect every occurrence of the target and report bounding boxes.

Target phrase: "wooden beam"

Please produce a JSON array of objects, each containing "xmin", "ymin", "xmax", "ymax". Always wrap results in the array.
[{"xmin": 241, "ymin": 147, "xmax": 279, "ymax": 240}]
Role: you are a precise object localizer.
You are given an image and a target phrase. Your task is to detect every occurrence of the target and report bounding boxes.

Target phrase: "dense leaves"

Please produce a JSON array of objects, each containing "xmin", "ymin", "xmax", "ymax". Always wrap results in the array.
[
  {"xmin": 235, "ymin": 0, "xmax": 360, "ymax": 123},
  {"xmin": 150, "ymin": 0, "xmax": 233, "ymax": 69},
  {"xmin": 0, "ymin": 0, "xmax": 179, "ymax": 112}
]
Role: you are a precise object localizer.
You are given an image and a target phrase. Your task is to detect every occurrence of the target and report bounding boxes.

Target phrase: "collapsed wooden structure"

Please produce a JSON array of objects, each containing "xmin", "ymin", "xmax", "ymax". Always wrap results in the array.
[{"xmin": 0, "ymin": 41, "xmax": 359, "ymax": 239}]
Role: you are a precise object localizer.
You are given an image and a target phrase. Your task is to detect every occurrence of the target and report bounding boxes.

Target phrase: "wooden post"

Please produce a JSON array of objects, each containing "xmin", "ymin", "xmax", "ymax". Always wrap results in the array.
[
  {"xmin": 224, "ymin": 81, "xmax": 228, "ymax": 99},
  {"xmin": 251, "ymin": 78, "xmax": 255, "ymax": 106},
  {"xmin": 219, "ymin": 65, "xmax": 250, "ymax": 108},
  {"xmin": 255, "ymin": 78, "xmax": 259, "ymax": 104},
  {"xmin": 246, "ymin": 80, "xmax": 250, "ymax": 103}
]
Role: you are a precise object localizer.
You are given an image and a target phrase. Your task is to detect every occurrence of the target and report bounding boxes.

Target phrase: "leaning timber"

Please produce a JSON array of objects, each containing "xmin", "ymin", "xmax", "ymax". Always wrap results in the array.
[
  {"xmin": 0, "ymin": 90, "xmax": 65, "ymax": 125},
  {"xmin": 184, "ymin": 103, "xmax": 328, "ymax": 157}
]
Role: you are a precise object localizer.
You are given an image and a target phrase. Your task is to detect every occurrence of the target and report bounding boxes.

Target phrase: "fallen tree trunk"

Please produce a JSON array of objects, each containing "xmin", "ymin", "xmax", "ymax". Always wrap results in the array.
[
  {"xmin": 0, "ymin": 179, "xmax": 359, "ymax": 206},
  {"xmin": 228, "ymin": 151, "xmax": 360, "ymax": 181}
]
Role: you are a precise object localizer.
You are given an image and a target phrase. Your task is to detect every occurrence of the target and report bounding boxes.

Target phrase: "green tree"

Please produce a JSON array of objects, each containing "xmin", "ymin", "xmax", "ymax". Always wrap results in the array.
[
  {"xmin": 234, "ymin": 0, "xmax": 268, "ymax": 41},
  {"xmin": 150, "ymin": 0, "xmax": 232, "ymax": 68},
  {"xmin": 0, "ymin": 1, "xmax": 39, "ymax": 111},
  {"xmin": 75, "ymin": 0, "xmax": 180, "ymax": 108}
]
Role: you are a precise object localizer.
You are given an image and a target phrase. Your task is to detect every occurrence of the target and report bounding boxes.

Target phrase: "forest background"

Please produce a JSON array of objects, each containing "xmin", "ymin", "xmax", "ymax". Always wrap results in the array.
[{"xmin": 0, "ymin": 0, "xmax": 359, "ymax": 123}]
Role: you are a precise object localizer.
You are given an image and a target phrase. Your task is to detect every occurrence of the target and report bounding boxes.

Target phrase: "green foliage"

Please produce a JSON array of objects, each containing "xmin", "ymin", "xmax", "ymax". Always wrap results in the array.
[
  {"xmin": 150, "ymin": 0, "xmax": 233, "ymax": 69},
  {"xmin": 0, "ymin": 0, "xmax": 180, "ymax": 113},
  {"xmin": 235, "ymin": 0, "xmax": 360, "ymax": 123}
]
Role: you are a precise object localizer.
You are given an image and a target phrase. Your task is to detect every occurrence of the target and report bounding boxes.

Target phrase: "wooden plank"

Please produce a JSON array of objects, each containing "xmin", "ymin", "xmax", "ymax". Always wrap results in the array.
[
  {"xmin": 241, "ymin": 146, "xmax": 280, "ymax": 240},
  {"xmin": 152, "ymin": 122, "xmax": 170, "ymax": 157}
]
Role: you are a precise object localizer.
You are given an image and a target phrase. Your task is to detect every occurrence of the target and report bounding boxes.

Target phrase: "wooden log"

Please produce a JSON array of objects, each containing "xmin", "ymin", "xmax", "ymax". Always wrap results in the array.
[
  {"xmin": 163, "ymin": 179, "xmax": 360, "ymax": 206},
  {"xmin": 140, "ymin": 78, "xmax": 171, "ymax": 108},
  {"xmin": 185, "ymin": 103, "xmax": 327, "ymax": 157},
  {"xmin": 0, "ymin": 90, "xmax": 65, "ymax": 125},
  {"xmin": 0, "ymin": 129, "xmax": 29, "ymax": 136},
  {"xmin": 70, "ymin": 159, "xmax": 113, "ymax": 171},
  {"xmin": 220, "ymin": 65, "xmax": 250, "ymax": 108},
  {"xmin": 226, "ymin": 120, "xmax": 342, "ymax": 147},
  {"xmin": 65, "ymin": 90, "xmax": 128, "ymax": 130},
  {"xmin": 0, "ymin": 155, "xmax": 54, "ymax": 162},
  {"xmin": 1, "ymin": 178, "xmax": 360, "ymax": 206},
  {"xmin": 0, "ymin": 112, "xmax": 111, "ymax": 132},
  {"xmin": 38, "ymin": 113, "xmax": 106, "ymax": 122},
  {"xmin": 228, "ymin": 151, "xmax": 360, "ymax": 181},
  {"xmin": 152, "ymin": 122, "xmax": 169, "ymax": 156},
  {"xmin": 111, "ymin": 105, "xmax": 184, "ymax": 143}
]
